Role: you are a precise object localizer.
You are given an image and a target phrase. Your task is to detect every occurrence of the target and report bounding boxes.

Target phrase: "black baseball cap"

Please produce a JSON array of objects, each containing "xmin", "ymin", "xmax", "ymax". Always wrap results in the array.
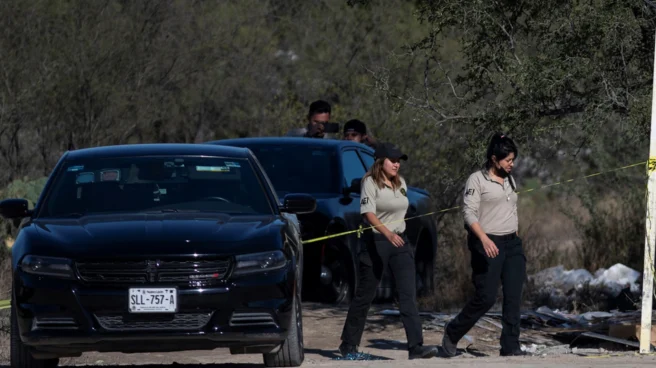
[
  {"xmin": 343, "ymin": 119, "xmax": 367, "ymax": 135},
  {"xmin": 374, "ymin": 142, "xmax": 408, "ymax": 161}
]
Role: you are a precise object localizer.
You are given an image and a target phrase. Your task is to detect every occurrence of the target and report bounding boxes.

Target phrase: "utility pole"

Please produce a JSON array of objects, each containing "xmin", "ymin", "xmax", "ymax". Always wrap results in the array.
[{"xmin": 639, "ymin": 27, "xmax": 656, "ymax": 354}]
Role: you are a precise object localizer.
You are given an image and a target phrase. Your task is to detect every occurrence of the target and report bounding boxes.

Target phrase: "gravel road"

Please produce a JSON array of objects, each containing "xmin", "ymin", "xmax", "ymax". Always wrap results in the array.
[{"xmin": 1, "ymin": 302, "xmax": 654, "ymax": 367}]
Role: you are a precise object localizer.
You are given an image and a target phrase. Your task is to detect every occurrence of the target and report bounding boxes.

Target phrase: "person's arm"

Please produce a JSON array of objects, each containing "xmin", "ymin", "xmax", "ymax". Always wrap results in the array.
[
  {"xmin": 463, "ymin": 174, "xmax": 499, "ymax": 258},
  {"xmin": 360, "ymin": 177, "xmax": 404, "ymax": 247}
]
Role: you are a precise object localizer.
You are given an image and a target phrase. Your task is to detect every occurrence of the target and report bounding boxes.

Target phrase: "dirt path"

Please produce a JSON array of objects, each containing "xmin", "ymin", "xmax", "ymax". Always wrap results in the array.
[{"xmin": 1, "ymin": 302, "xmax": 655, "ymax": 367}]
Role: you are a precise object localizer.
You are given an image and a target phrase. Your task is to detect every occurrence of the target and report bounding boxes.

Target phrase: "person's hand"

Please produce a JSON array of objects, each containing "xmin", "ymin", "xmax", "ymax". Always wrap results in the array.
[
  {"xmin": 481, "ymin": 236, "xmax": 499, "ymax": 258},
  {"xmin": 308, "ymin": 123, "xmax": 325, "ymax": 137},
  {"xmin": 384, "ymin": 231, "xmax": 405, "ymax": 247}
]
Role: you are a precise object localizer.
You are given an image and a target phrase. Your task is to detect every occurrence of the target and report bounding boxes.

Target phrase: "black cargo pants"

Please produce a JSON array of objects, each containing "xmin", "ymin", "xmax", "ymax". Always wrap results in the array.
[
  {"xmin": 445, "ymin": 233, "xmax": 526, "ymax": 353},
  {"xmin": 340, "ymin": 232, "xmax": 424, "ymax": 350}
]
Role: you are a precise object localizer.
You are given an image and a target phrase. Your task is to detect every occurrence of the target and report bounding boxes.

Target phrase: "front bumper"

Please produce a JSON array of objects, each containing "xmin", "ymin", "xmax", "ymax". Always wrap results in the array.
[{"xmin": 13, "ymin": 263, "xmax": 296, "ymax": 357}]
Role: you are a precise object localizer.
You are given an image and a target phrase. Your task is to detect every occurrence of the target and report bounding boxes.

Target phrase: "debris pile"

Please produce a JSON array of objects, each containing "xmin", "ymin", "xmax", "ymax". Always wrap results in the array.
[
  {"xmin": 526, "ymin": 263, "xmax": 642, "ymax": 312},
  {"xmin": 377, "ymin": 263, "xmax": 653, "ymax": 356},
  {"xmin": 379, "ymin": 304, "xmax": 655, "ymax": 354}
]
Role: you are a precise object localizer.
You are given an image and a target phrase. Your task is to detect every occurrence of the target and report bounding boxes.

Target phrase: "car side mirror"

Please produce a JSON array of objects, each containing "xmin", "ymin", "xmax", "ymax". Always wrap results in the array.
[
  {"xmin": 350, "ymin": 178, "xmax": 362, "ymax": 194},
  {"xmin": 342, "ymin": 178, "xmax": 362, "ymax": 197},
  {"xmin": 0, "ymin": 198, "xmax": 32, "ymax": 219},
  {"xmin": 280, "ymin": 193, "xmax": 316, "ymax": 214}
]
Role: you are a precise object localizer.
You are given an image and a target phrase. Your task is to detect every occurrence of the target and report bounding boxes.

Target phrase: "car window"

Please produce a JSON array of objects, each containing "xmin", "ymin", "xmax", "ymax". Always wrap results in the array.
[
  {"xmin": 39, "ymin": 156, "xmax": 273, "ymax": 218},
  {"xmin": 360, "ymin": 150, "xmax": 375, "ymax": 170},
  {"xmin": 341, "ymin": 150, "xmax": 366, "ymax": 188},
  {"xmin": 246, "ymin": 145, "xmax": 340, "ymax": 196},
  {"xmin": 250, "ymin": 152, "xmax": 281, "ymax": 205}
]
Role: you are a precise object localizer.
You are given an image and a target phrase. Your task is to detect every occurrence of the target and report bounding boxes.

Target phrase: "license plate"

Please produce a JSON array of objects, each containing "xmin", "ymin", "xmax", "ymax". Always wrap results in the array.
[{"xmin": 129, "ymin": 288, "xmax": 177, "ymax": 313}]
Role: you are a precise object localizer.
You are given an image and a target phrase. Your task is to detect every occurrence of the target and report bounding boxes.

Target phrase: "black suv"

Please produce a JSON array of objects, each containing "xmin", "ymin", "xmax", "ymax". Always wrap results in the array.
[
  {"xmin": 209, "ymin": 138, "xmax": 438, "ymax": 304},
  {"xmin": 1, "ymin": 143, "xmax": 316, "ymax": 368}
]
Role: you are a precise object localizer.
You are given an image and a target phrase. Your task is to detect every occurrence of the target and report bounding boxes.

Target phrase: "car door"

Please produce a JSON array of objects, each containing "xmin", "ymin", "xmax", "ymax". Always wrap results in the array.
[
  {"xmin": 339, "ymin": 148, "xmax": 368, "ymax": 235},
  {"xmin": 341, "ymin": 149, "xmax": 367, "ymax": 191}
]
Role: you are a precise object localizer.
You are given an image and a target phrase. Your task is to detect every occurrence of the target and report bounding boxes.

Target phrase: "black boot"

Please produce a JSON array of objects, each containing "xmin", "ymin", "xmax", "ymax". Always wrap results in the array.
[
  {"xmin": 409, "ymin": 344, "xmax": 438, "ymax": 359},
  {"xmin": 338, "ymin": 341, "xmax": 359, "ymax": 357},
  {"xmin": 500, "ymin": 348, "xmax": 529, "ymax": 357}
]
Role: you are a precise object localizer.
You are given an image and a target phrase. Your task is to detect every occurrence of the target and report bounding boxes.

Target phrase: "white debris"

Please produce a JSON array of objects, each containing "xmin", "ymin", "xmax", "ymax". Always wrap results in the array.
[
  {"xmin": 529, "ymin": 263, "xmax": 641, "ymax": 299},
  {"xmin": 530, "ymin": 265, "xmax": 593, "ymax": 291},
  {"xmin": 521, "ymin": 344, "xmax": 571, "ymax": 356},
  {"xmin": 589, "ymin": 263, "xmax": 641, "ymax": 296}
]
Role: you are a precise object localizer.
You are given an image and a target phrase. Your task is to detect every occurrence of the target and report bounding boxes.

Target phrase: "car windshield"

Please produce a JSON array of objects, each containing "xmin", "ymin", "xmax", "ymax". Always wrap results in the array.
[
  {"xmin": 39, "ymin": 156, "xmax": 273, "ymax": 218},
  {"xmin": 246, "ymin": 144, "xmax": 340, "ymax": 196}
]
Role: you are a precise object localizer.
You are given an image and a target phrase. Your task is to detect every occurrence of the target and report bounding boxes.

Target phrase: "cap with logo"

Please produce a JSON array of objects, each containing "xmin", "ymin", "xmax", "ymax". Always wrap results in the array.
[{"xmin": 374, "ymin": 142, "xmax": 408, "ymax": 161}]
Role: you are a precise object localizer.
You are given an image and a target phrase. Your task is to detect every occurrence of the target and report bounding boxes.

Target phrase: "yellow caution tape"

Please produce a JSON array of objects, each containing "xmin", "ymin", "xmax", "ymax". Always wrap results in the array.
[
  {"xmin": 302, "ymin": 160, "xmax": 649, "ymax": 245},
  {"xmin": 649, "ymin": 158, "xmax": 656, "ymax": 175}
]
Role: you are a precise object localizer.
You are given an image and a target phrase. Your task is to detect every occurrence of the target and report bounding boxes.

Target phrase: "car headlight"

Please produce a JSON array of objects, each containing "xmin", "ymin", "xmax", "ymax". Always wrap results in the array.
[
  {"xmin": 20, "ymin": 256, "xmax": 75, "ymax": 279},
  {"xmin": 233, "ymin": 251, "xmax": 287, "ymax": 276}
]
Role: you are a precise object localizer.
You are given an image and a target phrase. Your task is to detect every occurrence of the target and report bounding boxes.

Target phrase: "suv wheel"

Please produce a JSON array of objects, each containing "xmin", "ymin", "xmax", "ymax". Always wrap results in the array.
[
  {"xmin": 11, "ymin": 304, "xmax": 59, "ymax": 368},
  {"xmin": 320, "ymin": 240, "xmax": 353, "ymax": 305},
  {"xmin": 263, "ymin": 294, "xmax": 304, "ymax": 367}
]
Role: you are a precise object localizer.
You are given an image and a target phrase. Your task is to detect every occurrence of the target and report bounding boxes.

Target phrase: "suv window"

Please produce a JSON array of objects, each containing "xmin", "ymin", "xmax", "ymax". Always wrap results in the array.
[
  {"xmin": 246, "ymin": 144, "xmax": 340, "ymax": 196},
  {"xmin": 341, "ymin": 150, "xmax": 366, "ymax": 187},
  {"xmin": 360, "ymin": 150, "xmax": 375, "ymax": 170},
  {"xmin": 40, "ymin": 156, "xmax": 273, "ymax": 217}
]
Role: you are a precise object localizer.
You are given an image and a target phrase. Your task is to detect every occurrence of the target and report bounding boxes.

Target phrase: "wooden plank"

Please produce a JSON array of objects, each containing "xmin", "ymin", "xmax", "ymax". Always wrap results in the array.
[{"xmin": 579, "ymin": 332, "xmax": 640, "ymax": 349}]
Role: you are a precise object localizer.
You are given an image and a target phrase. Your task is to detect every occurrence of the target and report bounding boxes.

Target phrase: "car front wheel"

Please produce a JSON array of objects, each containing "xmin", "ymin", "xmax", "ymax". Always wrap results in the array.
[
  {"xmin": 263, "ymin": 293, "xmax": 304, "ymax": 367},
  {"xmin": 11, "ymin": 303, "xmax": 59, "ymax": 368}
]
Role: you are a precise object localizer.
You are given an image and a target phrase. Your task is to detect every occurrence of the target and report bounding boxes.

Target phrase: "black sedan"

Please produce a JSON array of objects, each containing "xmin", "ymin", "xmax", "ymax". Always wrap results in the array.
[{"xmin": 1, "ymin": 143, "xmax": 316, "ymax": 368}]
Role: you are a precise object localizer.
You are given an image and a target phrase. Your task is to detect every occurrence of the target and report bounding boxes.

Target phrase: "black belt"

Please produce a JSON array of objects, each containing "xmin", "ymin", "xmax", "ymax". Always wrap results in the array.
[{"xmin": 487, "ymin": 233, "xmax": 517, "ymax": 241}]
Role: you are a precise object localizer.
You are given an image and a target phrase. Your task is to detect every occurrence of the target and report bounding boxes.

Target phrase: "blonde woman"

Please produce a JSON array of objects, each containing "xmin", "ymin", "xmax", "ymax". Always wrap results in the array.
[{"xmin": 338, "ymin": 142, "xmax": 438, "ymax": 360}]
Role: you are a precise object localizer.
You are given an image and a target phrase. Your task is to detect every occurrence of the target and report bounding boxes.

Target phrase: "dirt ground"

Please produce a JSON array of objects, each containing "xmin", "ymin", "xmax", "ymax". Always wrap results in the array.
[{"xmin": 1, "ymin": 302, "xmax": 655, "ymax": 367}]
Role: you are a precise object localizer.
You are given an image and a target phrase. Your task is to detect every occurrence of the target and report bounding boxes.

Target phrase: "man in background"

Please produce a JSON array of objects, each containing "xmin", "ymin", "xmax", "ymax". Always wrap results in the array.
[
  {"xmin": 287, "ymin": 100, "xmax": 336, "ymax": 139},
  {"xmin": 343, "ymin": 119, "xmax": 377, "ymax": 148}
]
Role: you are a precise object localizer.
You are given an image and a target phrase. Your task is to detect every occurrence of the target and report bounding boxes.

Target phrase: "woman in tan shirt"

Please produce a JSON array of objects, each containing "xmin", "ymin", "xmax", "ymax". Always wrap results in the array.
[
  {"xmin": 338, "ymin": 142, "xmax": 438, "ymax": 360},
  {"xmin": 442, "ymin": 132, "xmax": 527, "ymax": 357}
]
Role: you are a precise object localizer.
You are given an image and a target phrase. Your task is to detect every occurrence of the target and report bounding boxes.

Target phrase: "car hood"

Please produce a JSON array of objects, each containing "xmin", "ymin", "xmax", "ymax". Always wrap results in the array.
[{"xmin": 30, "ymin": 213, "xmax": 286, "ymax": 258}]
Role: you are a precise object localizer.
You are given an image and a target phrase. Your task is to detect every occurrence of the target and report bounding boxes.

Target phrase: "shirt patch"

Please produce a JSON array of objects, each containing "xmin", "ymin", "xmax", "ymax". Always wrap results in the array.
[
  {"xmin": 361, "ymin": 197, "xmax": 369, "ymax": 205},
  {"xmin": 400, "ymin": 188, "xmax": 407, "ymax": 197},
  {"xmin": 465, "ymin": 188, "xmax": 475, "ymax": 196}
]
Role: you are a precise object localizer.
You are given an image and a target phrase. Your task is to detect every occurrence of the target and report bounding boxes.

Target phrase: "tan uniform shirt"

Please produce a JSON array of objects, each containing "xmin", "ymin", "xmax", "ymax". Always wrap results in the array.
[
  {"xmin": 360, "ymin": 176, "xmax": 409, "ymax": 234},
  {"xmin": 462, "ymin": 169, "xmax": 518, "ymax": 236}
]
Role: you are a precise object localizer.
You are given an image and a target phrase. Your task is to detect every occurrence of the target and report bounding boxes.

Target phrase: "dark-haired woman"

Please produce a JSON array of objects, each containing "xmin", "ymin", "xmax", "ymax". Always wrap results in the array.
[
  {"xmin": 338, "ymin": 142, "xmax": 438, "ymax": 360},
  {"xmin": 442, "ymin": 133, "xmax": 527, "ymax": 357}
]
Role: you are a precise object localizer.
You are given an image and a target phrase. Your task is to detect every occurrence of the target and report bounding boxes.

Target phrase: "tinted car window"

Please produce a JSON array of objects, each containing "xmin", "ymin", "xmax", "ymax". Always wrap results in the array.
[
  {"xmin": 246, "ymin": 145, "xmax": 340, "ymax": 195},
  {"xmin": 341, "ymin": 150, "xmax": 366, "ymax": 187},
  {"xmin": 360, "ymin": 151, "xmax": 374, "ymax": 170},
  {"xmin": 40, "ymin": 156, "xmax": 273, "ymax": 217}
]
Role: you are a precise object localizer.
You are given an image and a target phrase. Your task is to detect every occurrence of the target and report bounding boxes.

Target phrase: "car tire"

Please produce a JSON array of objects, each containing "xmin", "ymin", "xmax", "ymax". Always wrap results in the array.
[
  {"xmin": 11, "ymin": 304, "xmax": 59, "ymax": 368},
  {"xmin": 263, "ymin": 294, "xmax": 304, "ymax": 367},
  {"xmin": 321, "ymin": 240, "xmax": 353, "ymax": 305}
]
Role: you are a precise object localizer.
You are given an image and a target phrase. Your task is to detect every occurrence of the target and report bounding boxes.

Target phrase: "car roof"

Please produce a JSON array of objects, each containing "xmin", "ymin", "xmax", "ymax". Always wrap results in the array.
[
  {"xmin": 64, "ymin": 143, "xmax": 251, "ymax": 161},
  {"xmin": 207, "ymin": 137, "xmax": 374, "ymax": 152}
]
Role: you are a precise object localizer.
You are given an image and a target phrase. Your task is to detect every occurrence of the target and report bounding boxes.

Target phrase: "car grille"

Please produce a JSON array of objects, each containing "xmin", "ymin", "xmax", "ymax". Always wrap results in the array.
[
  {"xmin": 229, "ymin": 312, "xmax": 278, "ymax": 328},
  {"xmin": 75, "ymin": 258, "xmax": 232, "ymax": 286},
  {"xmin": 95, "ymin": 312, "xmax": 213, "ymax": 331}
]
